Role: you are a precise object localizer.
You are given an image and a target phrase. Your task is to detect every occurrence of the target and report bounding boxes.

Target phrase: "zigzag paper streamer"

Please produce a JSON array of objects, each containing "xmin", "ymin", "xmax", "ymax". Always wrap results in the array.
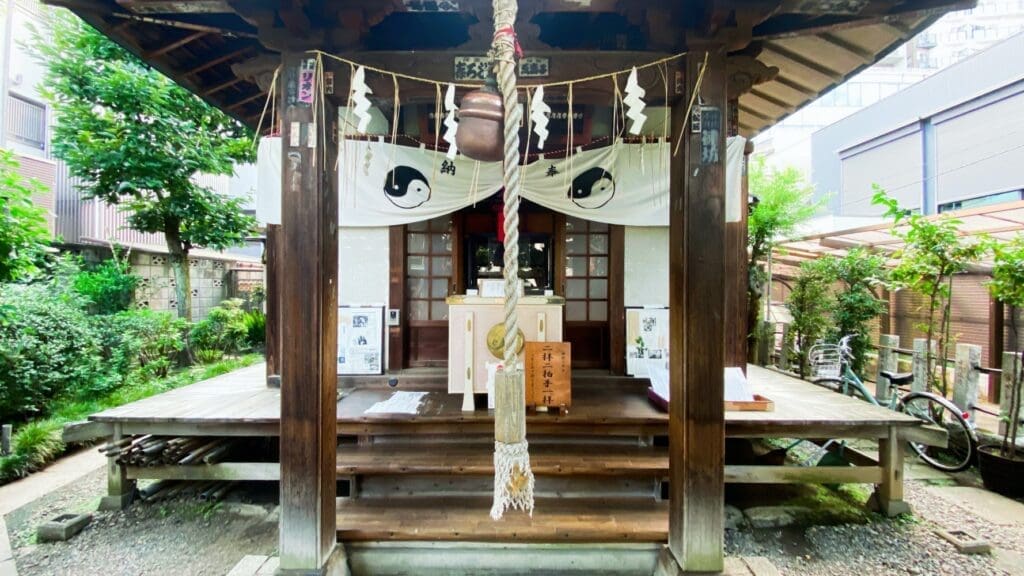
[
  {"xmin": 351, "ymin": 66, "xmax": 373, "ymax": 134},
  {"xmin": 623, "ymin": 66, "xmax": 647, "ymax": 136},
  {"xmin": 443, "ymin": 83, "xmax": 459, "ymax": 159},
  {"xmin": 530, "ymin": 85, "xmax": 551, "ymax": 150}
]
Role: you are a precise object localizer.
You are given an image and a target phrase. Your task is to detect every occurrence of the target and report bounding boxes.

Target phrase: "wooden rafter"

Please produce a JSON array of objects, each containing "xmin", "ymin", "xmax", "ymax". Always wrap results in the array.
[
  {"xmin": 144, "ymin": 30, "xmax": 207, "ymax": 58},
  {"xmin": 184, "ymin": 45, "xmax": 254, "ymax": 76},
  {"xmin": 226, "ymin": 90, "xmax": 268, "ymax": 111},
  {"xmin": 202, "ymin": 76, "xmax": 244, "ymax": 96}
]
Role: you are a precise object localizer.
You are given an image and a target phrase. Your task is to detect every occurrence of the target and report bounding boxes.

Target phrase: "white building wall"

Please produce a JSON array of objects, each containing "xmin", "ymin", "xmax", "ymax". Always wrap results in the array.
[
  {"xmin": 338, "ymin": 227, "xmax": 390, "ymax": 307},
  {"xmin": 623, "ymin": 226, "xmax": 668, "ymax": 307}
]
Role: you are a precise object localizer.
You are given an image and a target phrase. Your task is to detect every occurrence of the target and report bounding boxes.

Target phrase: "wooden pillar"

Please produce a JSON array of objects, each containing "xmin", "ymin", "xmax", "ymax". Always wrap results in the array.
[
  {"xmin": 988, "ymin": 297, "xmax": 1004, "ymax": 403},
  {"xmin": 265, "ymin": 223, "xmax": 282, "ymax": 388},
  {"xmin": 871, "ymin": 427, "xmax": 911, "ymax": 516},
  {"xmin": 278, "ymin": 52, "xmax": 339, "ymax": 573},
  {"xmin": 99, "ymin": 423, "xmax": 134, "ymax": 510},
  {"xmin": 952, "ymin": 343, "xmax": 981, "ymax": 423},
  {"xmin": 609, "ymin": 225, "xmax": 626, "ymax": 375},
  {"xmin": 666, "ymin": 46, "xmax": 726, "ymax": 574},
  {"xmin": 388, "ymin": 225, "xmax": 406, "ymax": 372},
  {"xmin": 724, "ymin": 98, "xmax": 748, "ymax": 371}
]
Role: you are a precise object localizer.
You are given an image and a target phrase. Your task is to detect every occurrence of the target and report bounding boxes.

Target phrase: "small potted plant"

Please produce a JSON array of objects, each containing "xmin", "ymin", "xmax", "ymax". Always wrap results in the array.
[{"xmin": 980, "ymin": 237, "xmax": 1024, "ymax": 496}]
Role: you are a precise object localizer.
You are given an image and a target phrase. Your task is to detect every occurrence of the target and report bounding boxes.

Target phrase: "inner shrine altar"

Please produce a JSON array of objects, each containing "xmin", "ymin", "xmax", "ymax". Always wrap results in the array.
[{"xmin": 446, "ymin": 295, "xmax": 564, "ymax": 395}]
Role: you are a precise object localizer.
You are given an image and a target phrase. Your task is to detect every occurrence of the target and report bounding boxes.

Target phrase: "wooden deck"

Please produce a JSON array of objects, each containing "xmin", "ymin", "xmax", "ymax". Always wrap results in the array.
[{"xmin": 89, "ymin": 364, "xmax": 921, "ymax": 439}]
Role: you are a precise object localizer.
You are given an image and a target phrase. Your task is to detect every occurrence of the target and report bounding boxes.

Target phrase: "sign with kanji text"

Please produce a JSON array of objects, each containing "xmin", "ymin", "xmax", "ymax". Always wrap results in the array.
[{"xmin": 525, "ymin": 341, "xmax": 571, "ymax": 410}]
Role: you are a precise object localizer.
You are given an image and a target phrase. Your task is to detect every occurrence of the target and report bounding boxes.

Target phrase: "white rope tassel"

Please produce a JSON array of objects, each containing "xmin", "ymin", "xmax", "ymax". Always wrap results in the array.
[
  {"xmin": 491, "ymin": 0, "xmax": 535, "ymax": 521},
  {"xmin": 491, "ymin": 439, "xmax": 535, "ymax": 519}
]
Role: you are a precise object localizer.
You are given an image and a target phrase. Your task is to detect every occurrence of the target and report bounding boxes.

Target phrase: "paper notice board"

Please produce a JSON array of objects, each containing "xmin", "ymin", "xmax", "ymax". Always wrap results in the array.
[{"xmin": 337, "ymin": 306, "xmax": 384, "ymax": 375}]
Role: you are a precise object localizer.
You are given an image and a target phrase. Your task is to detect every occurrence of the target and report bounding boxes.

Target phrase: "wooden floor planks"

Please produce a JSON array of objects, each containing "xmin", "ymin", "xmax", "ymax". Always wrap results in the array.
[
  {"xmin": 335, "ymin": 497, "xmax": 669, "ymax": 542},
  {"xmin": 337, "ymin": 443, "xmax": 668, "ymax": 476}
]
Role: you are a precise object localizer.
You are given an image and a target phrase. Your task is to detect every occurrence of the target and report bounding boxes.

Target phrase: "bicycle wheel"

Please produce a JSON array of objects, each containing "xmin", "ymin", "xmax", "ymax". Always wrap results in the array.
[{"xmin": 898, "ymin": 392, "xmax": 976, "ymax": 472}]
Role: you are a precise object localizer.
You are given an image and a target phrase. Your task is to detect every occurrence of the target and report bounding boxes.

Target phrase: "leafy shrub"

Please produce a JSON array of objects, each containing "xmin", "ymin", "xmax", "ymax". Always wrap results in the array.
[
  {"xmin": 0, "ymin": 283, "xmax": 103, "ymax": 423},
  {"xmin": 0, "ymin": 148, "xmax": 51, "ymax": 282},
  {"xmin": 93, "ymin": 309, "xmax": 186, "ymax": 384},
  {"xmin": 242, "ymin": 309, "xmax": 266, "ymax": 348},
  {"xmin": 194, "ymin": 348, "xmax": 225, "ymax": 364},
  {"xmin": 73, "ymin": 252, "xmax": 140, "ymax": 314},
  {"xmin": 188, "ymin": 298, "xmax": 249, "ymax": 354}
]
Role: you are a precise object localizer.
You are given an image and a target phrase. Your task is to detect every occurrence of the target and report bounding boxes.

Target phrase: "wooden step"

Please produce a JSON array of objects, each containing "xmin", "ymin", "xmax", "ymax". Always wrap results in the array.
[
  {"xmin": 336, "ymin": 496, "xmax": 668, "ymax": 542},
  {"xmin": 337, "ymin": 443, "xmax": 667, "ymax": 476},
  {"xmin": 338, "ymin": 387, "xmax": 666, "ymax": 436}
]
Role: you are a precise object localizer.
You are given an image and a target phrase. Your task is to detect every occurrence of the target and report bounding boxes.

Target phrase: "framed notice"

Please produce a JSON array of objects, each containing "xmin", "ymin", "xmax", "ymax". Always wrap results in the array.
[
  {"xmin": 337, "ymin": 306, "xmax": 384, "ymax": 375},
  {"xmin": 525, "ymin": 341, "xmax": 571, "ymax": 409},
  {"xmin": 625, "ymin": 307, "xmax": 669, "ymax": 377}
]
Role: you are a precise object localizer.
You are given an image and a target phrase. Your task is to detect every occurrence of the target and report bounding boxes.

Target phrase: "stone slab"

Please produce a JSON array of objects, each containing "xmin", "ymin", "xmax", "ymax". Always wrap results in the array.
[
  {"xmin": 743, "ymin": 556, "xmax": 782, "ymax": 576},
  {"xmin": 226, "ymin": 555, "xmax": 271, "ymax": 576},
  {"xmin": 923, "ymin": 486, "xmax": 1024, "ymax": 526},
  {"xmin": 993, "ymin": 548, "xmax": 1024, "ymax": 576}
]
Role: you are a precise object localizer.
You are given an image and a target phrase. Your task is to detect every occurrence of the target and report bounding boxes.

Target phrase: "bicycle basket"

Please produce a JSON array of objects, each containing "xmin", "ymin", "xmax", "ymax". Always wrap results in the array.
[{"xmin": 809, "ymin": 344, "xmax": 842, "ymax": 381}]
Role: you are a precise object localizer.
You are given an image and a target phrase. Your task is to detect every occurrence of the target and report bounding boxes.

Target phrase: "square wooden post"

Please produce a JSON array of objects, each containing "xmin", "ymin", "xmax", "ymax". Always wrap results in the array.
[
  {"xmin": 278, "ymin": 52, "xmax": 340, "ymax": 574},
  {"xmin": 266, "ymin": 223, "xmax": 282, "ymax": 388},
  {"xmin": 871, "ymin": 427, "xmax": 910, "ymax": 516},
  {"xmin": 665, "ymin": 47, "xmax": 727, "ymax": 574},
  {"xmin": 99, "ymin": 423, "xmax": 134, "ymax": 510}
]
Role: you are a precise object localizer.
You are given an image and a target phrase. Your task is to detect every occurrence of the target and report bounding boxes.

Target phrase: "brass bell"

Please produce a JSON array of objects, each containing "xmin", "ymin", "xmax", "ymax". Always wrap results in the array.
[{"xmin": 456, "ymin": 75, "xmax": 504, "ymax": 163}]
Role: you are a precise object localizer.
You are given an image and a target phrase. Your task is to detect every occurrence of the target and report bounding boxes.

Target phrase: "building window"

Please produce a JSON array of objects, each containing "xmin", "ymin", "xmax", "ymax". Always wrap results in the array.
[
  {"xmin": 938, "ymin": 190, "xmax": 1023, "ymax": 213},
  {"xmin": 406, "ymin": 216, "xmax": 453, "ymax": 322},
  {"xmin": 5, "ymin": 94, "xmax": 46, "ymax": 151},
  {"xmin": 564, "ymin": 216, "xmax": 609, "ymax": 322}
]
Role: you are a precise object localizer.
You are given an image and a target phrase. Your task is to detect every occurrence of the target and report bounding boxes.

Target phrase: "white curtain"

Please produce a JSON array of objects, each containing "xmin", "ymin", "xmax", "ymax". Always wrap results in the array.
[{"xmin": 256, "ymin": 136, "xmax": 747, "ymax": 227}]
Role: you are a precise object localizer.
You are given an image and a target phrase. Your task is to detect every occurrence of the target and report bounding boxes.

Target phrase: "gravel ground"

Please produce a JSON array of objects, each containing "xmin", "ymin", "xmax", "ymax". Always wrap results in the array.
[
  {"xmin": 726, "ymin": 478, "xmax": 1021, "ymax": 576},
  {"xmin": 5, "ymin": 463, "xmax": 1020, "ymax": 575},
  {"xmin": 5, "ymin": 468, "xmax": 277, "ymax": 576}
]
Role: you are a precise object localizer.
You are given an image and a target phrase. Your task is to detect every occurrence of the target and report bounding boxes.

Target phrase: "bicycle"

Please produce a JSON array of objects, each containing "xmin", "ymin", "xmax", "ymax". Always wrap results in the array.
[{"xmin": 808, "ymin": 335, "xmax": 977, "ymax": 472}]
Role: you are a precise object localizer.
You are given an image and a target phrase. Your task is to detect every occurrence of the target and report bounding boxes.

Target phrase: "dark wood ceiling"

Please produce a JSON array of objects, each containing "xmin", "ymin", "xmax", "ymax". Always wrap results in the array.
[{"xmin": 43, "ymin": 0, "xmax": 974, "ymax": 137}]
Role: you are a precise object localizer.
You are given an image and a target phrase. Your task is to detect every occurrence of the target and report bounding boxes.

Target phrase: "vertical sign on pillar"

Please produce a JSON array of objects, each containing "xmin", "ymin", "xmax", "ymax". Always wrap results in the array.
[{"xmin": 278, "ymin": 52, "xmax": 339, "ymax": 573}]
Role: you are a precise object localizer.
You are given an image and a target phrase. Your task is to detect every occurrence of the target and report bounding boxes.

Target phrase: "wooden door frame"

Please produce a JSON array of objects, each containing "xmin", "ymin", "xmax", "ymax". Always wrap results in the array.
[{"xmin": 388, "ymin": 225, "xmax": 406, "ymax": 372}]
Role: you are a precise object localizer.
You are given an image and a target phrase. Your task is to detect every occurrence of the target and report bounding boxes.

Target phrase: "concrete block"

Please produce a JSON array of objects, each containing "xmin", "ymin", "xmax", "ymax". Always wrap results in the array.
[
  {"xmin": 37, "ymin": 512, "xmax": 92, "ymax": 542},
  {"xmin": 934, "ymin": 529, "xmax": 991, "ymax": 554}
]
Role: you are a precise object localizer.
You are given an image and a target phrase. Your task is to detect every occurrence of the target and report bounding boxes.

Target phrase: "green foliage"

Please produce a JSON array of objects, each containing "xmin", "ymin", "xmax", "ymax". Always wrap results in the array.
[
  {"xmin": 242, "ymin": 309, "xmax": 266, "ymax": 348},
  {"xmin": 33, "ymin": 12, "xmax": 256, "ymax": 318},
  {"xmin": 94, "ymin": 309, "xmax": 187, "ymax": 383},
  {"xmin": 0, "ymin": 354, "xmax": 262, "ymax": 483},
  {"xmin": 820, "ymin": 248, "xmax": 888, "ymax": 375},
  {"xmin": 786, "ymin": 258, "xmax": 833, "ymax": 377},
  {"xmin": 188, "ymin": 298, "xmax": 250, "ymax": 354},
  {"xmin": 0, "ymin": 148, "xmax": 51, "ymax": 282},
  {"xmin": 747, "ymin": 159, "xmax": 823, "ymax": 351},
  {"xmin": 873, "ymin": 188, "xmax": 988, "ymax": 394},
  {"xmin": 0, "ymin": 283, "xmax": 103, "ymax": 423},
  {"xmin": 987, "ymin": 236, "xmax": 1024, "ymax": 458},
  {"xmin": 194, "ymin": 348, "xmax": 225, "ymax": 364},
  {"xmin": 72, "ymin": 250, "xmax": 140, "ymax": 314}
]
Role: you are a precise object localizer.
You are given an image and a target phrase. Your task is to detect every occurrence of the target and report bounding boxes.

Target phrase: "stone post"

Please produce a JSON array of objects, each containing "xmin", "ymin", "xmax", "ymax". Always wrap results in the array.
[
  {"xmin": 912, "ymin": 338, "xmax": 936, "ymax": 394},
  {"xmin": 756, "ymin": 321, "xmax": 773, "ymax": 366},
  {"xmin": 876, "ymin": 334, "xmax": 899, "ymax": 403},
  {"xmin": 779, "ymin": 323, "xmax": 792, "ymax": 372},
  {"xmin": 952, "ymin": 343, "xmax": 981, "ymax": 423},
  {"xmin": 1000, "ymin": 351, "xmax": 1023, "ymax": 436}
]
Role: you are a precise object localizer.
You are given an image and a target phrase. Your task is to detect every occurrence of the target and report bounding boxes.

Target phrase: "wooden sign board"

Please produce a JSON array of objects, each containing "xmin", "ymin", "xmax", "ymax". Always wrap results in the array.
[{"xmin": 525, "ymin": 342, "xmax": 571, "ymax": 410}]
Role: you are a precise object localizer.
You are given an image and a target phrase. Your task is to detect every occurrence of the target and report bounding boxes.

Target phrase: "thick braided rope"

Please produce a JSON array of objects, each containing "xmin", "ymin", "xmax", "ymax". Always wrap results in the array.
[{"xmin": 493, "ymin": 0, "xmax": 521, "ymax": 372}]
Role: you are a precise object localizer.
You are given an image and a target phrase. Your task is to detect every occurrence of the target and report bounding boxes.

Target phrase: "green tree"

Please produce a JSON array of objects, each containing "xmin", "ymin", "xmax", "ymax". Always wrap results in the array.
[
  {"xmin": 873, "ymin": 188, "xmax": 987, "ymax": 395},
  {"xmin": 821, "ymin": 248, "xmax": 888, "ymax": 375},
  {"xmin": 987, "ymin": 237, "xmax": 1024, "ymax": 460},
  {"xmin": 33, "ymin": 12, "xmax": 255, "ymax": 320},
  {"xmin": 747, "ymin": 158, "xmax": 821, "ymax": 356},
  {"xmin": 0, "ymin": 149, "xmax": 50, "ymax": 282},
  {"xmin": 785, "ymin": 257, "xmax": 832, "ymax": 378}
]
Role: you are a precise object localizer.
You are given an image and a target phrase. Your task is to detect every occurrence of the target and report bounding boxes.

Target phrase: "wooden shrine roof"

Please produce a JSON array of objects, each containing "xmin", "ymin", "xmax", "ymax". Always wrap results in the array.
[{"xmin": 44, "ymin": 0, "xmax": 973, "ymax": 138}]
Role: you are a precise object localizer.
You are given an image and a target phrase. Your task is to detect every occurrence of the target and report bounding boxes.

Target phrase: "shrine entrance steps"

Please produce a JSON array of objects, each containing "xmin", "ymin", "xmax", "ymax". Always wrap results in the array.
[{"xmin": 335, "ymin": 370, "xmax": 670, "ymax": 573}]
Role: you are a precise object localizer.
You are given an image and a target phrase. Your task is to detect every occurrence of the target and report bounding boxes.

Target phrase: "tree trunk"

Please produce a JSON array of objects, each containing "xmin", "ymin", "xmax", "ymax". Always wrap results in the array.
[
  {"xmin": 1006, "ymin": 309, "xmax": 1021, "ymax": 459},
  {"xmin": 939, "ymin": 275, "xmax": 955, "ymax": 397},
  {"xmin": 925, "ymin": 287, "xmax": 939, "ymax": 393},
  {"xmin": 164, "ymin": 223, "xmax": 192, "ymax": 321}
]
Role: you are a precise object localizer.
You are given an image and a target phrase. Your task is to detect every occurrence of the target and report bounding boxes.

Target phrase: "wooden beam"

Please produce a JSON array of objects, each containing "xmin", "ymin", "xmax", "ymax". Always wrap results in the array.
[
  {"xmin": 226, "ymin": 90, "xmax": 268, "ymax": 111},
  {"xmin": 184, "ymin": 45, "xmax": 254, "ymax": 76},
  {"xmin": 278, "ymin": 51, "xmax": 338, "ymax": 574},
  {"xmin": 989, "ymin": 297, "xmax": 1004, "ymax": 403},
  {"xmin": 203, "ymin": 76, "xmax": 244, "ymax": 96},
  {"xmin": 609, "ymin": 225, "xmax": 626, "ymax": 375},
  {"xmin": 117, "ymin": 0, "xmax": 233, "ymax": 14},
  {"xmin": 725, "ymin": 464, "xmax": 883, "ymax": 484},
  {"xmin": 266, "ymin": 223, "xmax": 282, "ymax": 388},
  {"xmin": 388, "ymin": 225, "xmax": 406, "ymax": 372},
  {"xmin": 126, "ymin": 462, "xmax": 279, "ymax": 481},
  {"xmin": 143, "ymin": 30, "xmax": 206, "ymax": 59},
  {"xmin": 667, "ymin": 46, "xmax": 727, "ymax": 573}
]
